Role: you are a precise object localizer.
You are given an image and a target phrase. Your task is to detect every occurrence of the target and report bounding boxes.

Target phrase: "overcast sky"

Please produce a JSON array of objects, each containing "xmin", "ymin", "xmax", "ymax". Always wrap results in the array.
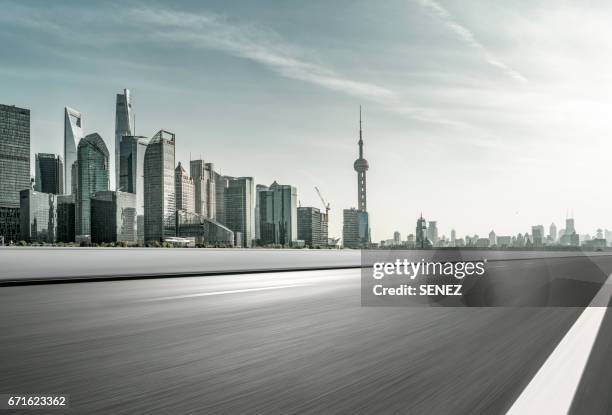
[{"xmin": 2, "ymin": 0, "xmax": 612, "ymax": 241}]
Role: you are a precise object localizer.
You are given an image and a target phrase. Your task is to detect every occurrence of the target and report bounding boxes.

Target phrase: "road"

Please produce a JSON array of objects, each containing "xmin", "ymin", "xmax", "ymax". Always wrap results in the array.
[{"xmin": 2, "ymin": 254, "xmax": 612, "ymax": 414}]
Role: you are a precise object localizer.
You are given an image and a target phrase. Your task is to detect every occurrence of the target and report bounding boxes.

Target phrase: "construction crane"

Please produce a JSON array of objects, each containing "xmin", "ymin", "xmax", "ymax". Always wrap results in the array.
[{"xmin": 314, "ymin": 186, "xmax": 330, "ymax": 215}]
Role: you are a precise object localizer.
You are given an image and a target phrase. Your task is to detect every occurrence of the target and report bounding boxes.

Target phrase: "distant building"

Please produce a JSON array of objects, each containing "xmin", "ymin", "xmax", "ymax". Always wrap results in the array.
[
  {"xmin": 144, "ymin": 130, "xmax": 176, "ymax": 244},
  {"xmin": 119, "ymin": 135, "xmax": 148, "ymax": 243},
  {"xmin": 76, "ymin": 133, "xmax": 110, "ymax": 241},
  {"xmin": 393, "ymin": 231, "xmax": 401, "ymax": 246},
  {"xmin": 531, "ymin": 225, "xmax": 545, "ymax": 247},
  {"xmin": 549, "ymin": 223, "xmax": 557, "ymax": 243},
  {"xmin": 255, "ymin": 184, "xmax": 268, "ymax": 241},
  {"xmin": 90, "ymin": 191, "xmax": 137, "ymax": 244},
  {"xmin": 427, "ymin": 221, "xmax": 438, "ymax": 245},
  {"xmin": 342, "ymin": 208, "xmax": 370, "ymax": 249},
  {"xmin": 488, "ymin": 230, "xmax": 496, "ymax": 247},
  {"xmin": 475, "ymin": 238, "xmax": 490, "ymax": 248},
  {"xmin": 298, "ymin": 206, "xmax": 328, "ymax": 248},
  {"xmin": 257, "ymin": 181, "xmax": 297, "ymax": 246},
  {"xmin": 0, "ymin": 104, "xmax": 30, "ymax": 242},
  {"xmin": 224, "ymin": 176, "xmax": 254, "ymax": 248},
  {"xmin": 115, "ymin": 89, "xmax": 134, "ymax": 191},
  {"xmin": 175, "ymin": 210, "xmax": 234, "ymax": 246},
  {"xmin": 560, "ymin": 218, "xmax": 579, "ymax": 246},
  {"xmin": 496, "ymin": 235, "xmax": 512, "ymax": 248},
  {"xmin": 175, "ymin": 162, "xmax": 195, "ymax": 213},
  {"xmin": 19, "ymin": 189, "xmax": 57, "ymax": 243},
  {"xmin": 57, "ymin": 194, "xmax": 75, "ymax": 243},
  {"xmin": 190, "ymin": 159, "xmax": 216, "ymax": 220},
  {"xmin": 64, "ymin": 107, "xmax": 82, "ymax": 195},
  {"xmin": 415, "ymin": 214, "xmax": 430, "ymax": 248},
  {"xmin": 450, "ymin": 229, "xmax": 456, "ymax": 246},
  {"xmin": 35, "ymin": 153, "xmax": 63, "ymax": 194},
  {"xmin": 214, "ymin": 171, "xmax": 228, "ymax": 224}
]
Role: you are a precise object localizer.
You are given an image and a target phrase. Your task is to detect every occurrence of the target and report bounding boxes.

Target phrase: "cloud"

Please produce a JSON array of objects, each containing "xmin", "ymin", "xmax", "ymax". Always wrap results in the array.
[
  {"xmin": 126, "ymin": 7, "xmax": 396, "ymax": 102},
  {"xmin": 418, "ymin": 0, "xmax": 527, "ymax": 83}
]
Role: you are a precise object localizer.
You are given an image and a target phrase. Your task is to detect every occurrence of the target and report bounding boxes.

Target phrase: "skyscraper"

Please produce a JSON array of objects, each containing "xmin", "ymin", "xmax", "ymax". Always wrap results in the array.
[
  {"xmin": 257, "ymin": 181, "xmax": 297, "ymax": 246},
  {"xmin": 190, "ymin": 159, "xmax": 216, "ymax": 219},
  {"xmin": 76, "ymin": 133, "xmax": 110, "ymax": 241},
  {"xmin": 19, "ymin": 189, "xmax": 57, "ymax": 243},
  {"xmin": 57, "ymin": 194, "xmax": 75, "ymax": 243},
  {"xmin": 342, "ymin": 208, "xmax": 369, "ymax": 248},
  {"xmin": 354, "ymin": 107, "xmax": 369, "ymax": 211},
  {"xmin": 489, "ymin": 230, "xmax": 496, "ymax": 247},
  {"xmin": 224, "ymin": 176, "xmax": 254, "ymax": 247},
  {"xmin": 549, "ymin": 223, "xmax": 557, "ymax": 242},
  {"xmin": 144, "ymin": 130, "xmax": 176, "ymax": 244},
  {"xmin": 531, "ymin": 225, "xmax": 544, "ymax": 247},
  {"xmin": 0, "ymin": 104, "xmax": 30, "ymax": 242},
  {"xmin": 427, "ymin": 221, "xmax": 438, "ymax": 245},
  {"xmin": 35, "ymin": 153, "xmax": 63, "ymax": 194},
  {"xmin": 416, "ymin": 214, "xmax": 430, "ymax": 248},
  {"xmin": 90, "ymin": 191, "xmax": 137, "ymax": 244},
  {"xmin": 298, "ymin": 206, "xmax": 328, "ymax": 248},
  {"xmin": 119, "ymin": 135, "xmax": 148, "ymax": 243},
  {"xmin": 175, "ymin": 162, "xmax": 195, "ymax": 213},
  {"xmin": 115, "ymin": 89, "xmax": 134, "ymax": 190},
  {"xmin": 63, "ymin": 107, "xmax": 82, "ymax": 195}
]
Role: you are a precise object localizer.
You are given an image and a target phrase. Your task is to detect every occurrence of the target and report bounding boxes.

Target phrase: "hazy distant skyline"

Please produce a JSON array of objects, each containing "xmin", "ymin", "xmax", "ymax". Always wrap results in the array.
[{"xmin": 2, "ymin": 0, "xmax": 612, "ymax": 241}]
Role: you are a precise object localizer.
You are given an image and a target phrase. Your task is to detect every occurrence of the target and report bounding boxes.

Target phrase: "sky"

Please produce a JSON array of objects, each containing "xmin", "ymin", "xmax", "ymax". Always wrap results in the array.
[{"xmin": 2, "ymin": 0, "xmax": 612, "ymax": 242}]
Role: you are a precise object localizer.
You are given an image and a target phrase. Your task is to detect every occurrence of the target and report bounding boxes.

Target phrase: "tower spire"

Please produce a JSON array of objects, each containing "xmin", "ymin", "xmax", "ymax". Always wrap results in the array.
[{"xmin": 358, "ymin": 105, "xmax": 363, "ymax": 158}]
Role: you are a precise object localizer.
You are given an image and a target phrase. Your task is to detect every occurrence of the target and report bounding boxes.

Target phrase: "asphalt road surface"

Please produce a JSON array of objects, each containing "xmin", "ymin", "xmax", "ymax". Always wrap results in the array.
[{"xmin": 2, "ymin": 255, "xmax": 612, "ymax": 414}]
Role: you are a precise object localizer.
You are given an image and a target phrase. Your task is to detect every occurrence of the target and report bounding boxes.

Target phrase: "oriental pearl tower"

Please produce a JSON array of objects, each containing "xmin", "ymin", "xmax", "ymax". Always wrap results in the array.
[{"xmin": 354, "ymin": 106, "xmax": 369, "ymax": 212}]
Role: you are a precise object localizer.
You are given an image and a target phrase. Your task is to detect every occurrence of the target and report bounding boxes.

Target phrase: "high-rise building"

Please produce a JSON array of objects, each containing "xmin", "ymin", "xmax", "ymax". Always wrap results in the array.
[
  {"xmin": 35, "ymin": 153, "xmax": 63, "ymax": 194},
  {"xmin": 144, "ymin": 130, "xmax": 176, "ymax": 244},
  {"xmin": 298, "ymin": 207, "xmax": 328, "ymax": 248},
  {"xmin": 393, "ymin": 231, "xmax": 401, "ymax": 246},
  {"xmin": 427, "ymin": 221, "xmax": 438, "ymax": 245},
  {"xmin": 0, "ymin": 104, "xmax": 30, "ymax": 243},
  {"xmin": 354, "ymin": 107, "xmax": 369, "ymax": 211},
  {"xmin": 549, "ymin": 223, "xmax": 557, "ymax": 243},
  {"xmin": 416, "ymin": 214, "xmax": 430, "ymax": 248},
  {"xmin": 76, "ymin": 133, "xmax": 110, "ymax": 241},
  {"xmin": 19, "ymin": 189, "xmax": 57, "ymax": 243},
  {"xmin": 531, "ymin": 225, "xmax": 544, "ymax": 247},
  {"xmin": 190, "ymin": 159, "xmax": 216, "ymax": 219},
  {"xmin": 90, "ymin": 191, "xmax": 137, "ymax": 244},
  {"xmin": 342, "ymin": 208, "xmax": 369, "ymax": 248},
  {"xmin": 560, "ymin": 218, "xmax": 579, "ymax": 246},
  {"xmin": 57, "ymin": 194, "xmax": 75, "ymax": 243},
  {"xmin": 489, "ymin": 230, "xmax": 496, "ymax": 247},
  {"xmin": 63, "ymin": 107, "xmax": 82, "ymax": 195},
  {"xmin": 255, "ymin": 184, "xmax": 268, "ymax": 241},
  {"xmin": 175, "ymin": 162, "xmax": 195, "ymax": 213},
  {"xmin": 119, "ymin": 135, "xmax": 148, "ymax": 243},
  {"xmin": 215, "ymin": 172, "xmax": 229, "ymax": 224},
  {"xmin": 450, "ymin": 229, "xmax": 456, "ymax": 245},
  {"xmin": 224, "ymin": 176, "xmax": 254, "ymax": 248},
  {"xmin": 115, "ymin": 89, "xmax": 134, "ymax": 190},
  {"xmin": 257, "ymin": 181, "xmax": 297, "ymax": 246}
]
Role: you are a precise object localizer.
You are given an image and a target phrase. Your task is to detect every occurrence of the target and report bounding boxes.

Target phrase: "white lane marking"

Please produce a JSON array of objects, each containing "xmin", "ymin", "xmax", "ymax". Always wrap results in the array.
[
  {"xmin": 506, "ymin": 273, "xmax": 612, "ymax": 415},
  {"xmin": 144, "ymin": 284, "xmax": 312, "ymax": 302},
  {"xmin": 487, "ymin": 265, "xmax": 508, "ymax": 269}
]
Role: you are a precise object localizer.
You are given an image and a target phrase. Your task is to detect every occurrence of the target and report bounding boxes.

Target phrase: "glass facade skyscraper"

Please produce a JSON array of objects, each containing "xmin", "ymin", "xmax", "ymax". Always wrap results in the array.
[
  {"xmin": 76, "ymin": 133, "xmax": 110, "ymax": 241},
  {"xmin": 175, "ymin": 162, "xmax": 195, "ymax": 213},
  {"xmin": 119, "ymin": 135, "xmax": 148, "ymax": 243},
  {"xmin": 190, "ymin": 159, "xmax": 216, "ymax": 219},
  {"xmin": 0, "ymin": 104, "xmax": 30, "ymax": 243},
  {"xmin": 19, "ymin": 189, "xmax": 57, "ymax": 243},
  {"xmin": 90, "ymin": 191, "xmax": 137, "ymax": 244},
  {"xmin": 57, "ymin": 194, "xmax": 75, "ymax": 243},
  {"xmin": 342, "ymin": 208, "xmax": 370, "ymax": 249},
  {"xmin": 144, "ymin": 130, "xmax": 176, "ymax": 244},
  {"xmin": 63, "ymin": 107, "xmax": 82, "ymax": 195},
  {"xmin": 297, "ymin": 206, "xmax": 328, "ymax": 248},
  {"xmin": 224, "ymin": 176, "xmax": 254, "ymax": 248},
  {"xmin": 35, "ymin": 153, "xmax": 63, "ymax": 194},
  {"xmin": 256, "ymin": 181, "xmax": 297, "ymax": 246},
  {"xmin": 115, "ymin": 89, "xmax": 134, "ymax": 191}
]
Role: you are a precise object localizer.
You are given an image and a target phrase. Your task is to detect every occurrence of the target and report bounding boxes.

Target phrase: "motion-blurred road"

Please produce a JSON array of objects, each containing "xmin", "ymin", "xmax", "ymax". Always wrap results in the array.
[{"xmin": 2, "ymin": 254, "xmax": 612, "ymax": 414}]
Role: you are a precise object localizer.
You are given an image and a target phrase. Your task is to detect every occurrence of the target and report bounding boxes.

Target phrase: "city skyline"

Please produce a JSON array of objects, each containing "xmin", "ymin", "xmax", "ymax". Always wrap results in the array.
[{"xmin": 4, "ymin": 1, "xmax": 612, "ymax": 240}]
